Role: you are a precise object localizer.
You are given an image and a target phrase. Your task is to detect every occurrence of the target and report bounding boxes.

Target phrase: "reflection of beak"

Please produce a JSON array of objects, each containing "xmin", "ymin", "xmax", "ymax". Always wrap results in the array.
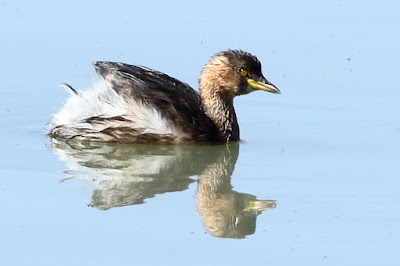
[
  {"xmin": 244, "ymin": 200, "xmax": 277, "ymax": 211},
  {"xmin": 247, "ymin": 77, "xmax": 280, "ymax": 94}
]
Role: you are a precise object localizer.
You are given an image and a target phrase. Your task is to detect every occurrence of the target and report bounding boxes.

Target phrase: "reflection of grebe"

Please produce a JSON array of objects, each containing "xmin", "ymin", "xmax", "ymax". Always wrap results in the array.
[
  {"xmin": 49, "ymin": 50, "xmax": 280, "ymax": 143},
  {"xmin": 50, "ymin": 141, "xmax": 276, "ymax": 238}
]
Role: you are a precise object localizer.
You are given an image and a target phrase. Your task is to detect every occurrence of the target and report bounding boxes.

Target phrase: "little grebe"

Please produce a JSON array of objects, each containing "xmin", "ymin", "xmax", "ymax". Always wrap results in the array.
[{"xmin": 49, "ymin": 50, "xmax": 280, "ymax": 143}]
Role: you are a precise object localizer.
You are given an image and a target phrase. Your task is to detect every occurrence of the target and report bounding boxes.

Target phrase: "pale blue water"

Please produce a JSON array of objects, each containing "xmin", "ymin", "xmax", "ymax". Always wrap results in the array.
[{"xmin": 1, "ymin": 0, "xmax": 399, "ymax": 265}]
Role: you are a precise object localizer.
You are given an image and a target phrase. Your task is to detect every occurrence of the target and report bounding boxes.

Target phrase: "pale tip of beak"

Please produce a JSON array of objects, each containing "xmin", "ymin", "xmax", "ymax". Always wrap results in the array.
[{"xmin": 248, "ymin": 79, "xmax": 281, "ymax": 94}]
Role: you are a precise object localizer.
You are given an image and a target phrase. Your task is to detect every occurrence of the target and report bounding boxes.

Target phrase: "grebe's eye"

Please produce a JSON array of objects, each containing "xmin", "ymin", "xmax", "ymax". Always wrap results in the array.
[{"xmin": 239, "ymin": 68, "xmax": 248, "ymax": 77}]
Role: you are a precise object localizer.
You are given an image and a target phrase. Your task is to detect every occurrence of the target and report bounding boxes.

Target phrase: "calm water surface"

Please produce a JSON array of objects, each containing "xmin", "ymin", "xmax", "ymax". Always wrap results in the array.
[{"xmin": 1, "ymin": 0, "xmax": 399, "ymax": 265}]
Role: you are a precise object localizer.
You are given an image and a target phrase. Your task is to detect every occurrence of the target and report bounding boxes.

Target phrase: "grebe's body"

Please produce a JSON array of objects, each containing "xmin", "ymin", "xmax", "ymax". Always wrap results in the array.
[{"xmin": 49, "ymin": 50, "xmax": 280, "ymax": 143}]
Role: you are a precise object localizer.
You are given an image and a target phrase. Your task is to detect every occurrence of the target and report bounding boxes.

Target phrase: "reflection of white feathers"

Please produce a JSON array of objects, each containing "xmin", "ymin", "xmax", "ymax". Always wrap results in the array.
[
  {"xmin": 51, "ymin": 139, "xmax": 178, "ymax": 189},
  {"xmin": 50, "ymin": 140, "xmax": 198, "ymax": 209},
  {"xmin": 49, "ymin": 78, "xmax": 186, "ymax": 140}
]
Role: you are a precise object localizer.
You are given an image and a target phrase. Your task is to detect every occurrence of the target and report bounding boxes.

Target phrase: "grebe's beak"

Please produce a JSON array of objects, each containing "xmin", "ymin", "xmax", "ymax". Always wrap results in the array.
[{"xmin": 247, "ymin": 77, "xmax": 280, "ymax": 94}]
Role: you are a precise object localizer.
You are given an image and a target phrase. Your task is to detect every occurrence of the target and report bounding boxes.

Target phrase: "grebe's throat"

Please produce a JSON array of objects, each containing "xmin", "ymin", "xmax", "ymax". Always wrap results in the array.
[{"xmin": 200, "ymin": 92, "xmax": 239, "ymax": 142}]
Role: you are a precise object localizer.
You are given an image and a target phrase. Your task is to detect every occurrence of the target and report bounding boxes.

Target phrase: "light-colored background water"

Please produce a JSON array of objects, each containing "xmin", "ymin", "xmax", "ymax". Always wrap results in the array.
[{"xmin": 1, "ymin": 0, "xmax": 399, "ymax": 265}]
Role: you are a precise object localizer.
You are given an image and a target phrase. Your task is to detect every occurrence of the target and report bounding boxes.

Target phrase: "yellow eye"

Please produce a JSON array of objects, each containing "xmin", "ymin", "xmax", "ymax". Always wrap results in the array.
[{"xmin": 239, "ymin": 68, "xmax": 248, "ymax": 77}]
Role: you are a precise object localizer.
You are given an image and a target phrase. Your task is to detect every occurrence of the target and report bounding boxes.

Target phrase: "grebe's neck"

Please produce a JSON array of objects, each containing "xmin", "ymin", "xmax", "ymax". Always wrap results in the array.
[{"xmin": 200, "ymin": 91, "xmax": 239, "ymax": 142}]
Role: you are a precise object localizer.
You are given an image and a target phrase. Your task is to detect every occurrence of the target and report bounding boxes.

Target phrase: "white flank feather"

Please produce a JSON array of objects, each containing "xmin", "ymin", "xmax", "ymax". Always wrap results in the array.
[{"xmin": 49, "ymin": 77, "xmax": 187, "ymax": 141}]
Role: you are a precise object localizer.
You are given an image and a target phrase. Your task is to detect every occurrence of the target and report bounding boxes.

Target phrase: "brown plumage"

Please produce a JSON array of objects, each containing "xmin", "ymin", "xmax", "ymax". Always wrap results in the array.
[{"xmin": 49, "ymin": 50, "xmax": 280, "ymax": 143}]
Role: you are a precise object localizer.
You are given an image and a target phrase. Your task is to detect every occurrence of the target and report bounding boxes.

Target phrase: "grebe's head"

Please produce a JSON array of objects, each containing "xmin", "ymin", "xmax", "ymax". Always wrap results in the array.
[{"xmin": 200, "ymin": 50, "xmax": 280, "ymax": 99}]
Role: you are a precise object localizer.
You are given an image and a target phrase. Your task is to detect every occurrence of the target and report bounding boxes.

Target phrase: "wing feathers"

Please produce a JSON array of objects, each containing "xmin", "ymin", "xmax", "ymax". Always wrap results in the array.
[{"xmin": 92, "ymin": 61, "xmax": 219, "ymax": 141}]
